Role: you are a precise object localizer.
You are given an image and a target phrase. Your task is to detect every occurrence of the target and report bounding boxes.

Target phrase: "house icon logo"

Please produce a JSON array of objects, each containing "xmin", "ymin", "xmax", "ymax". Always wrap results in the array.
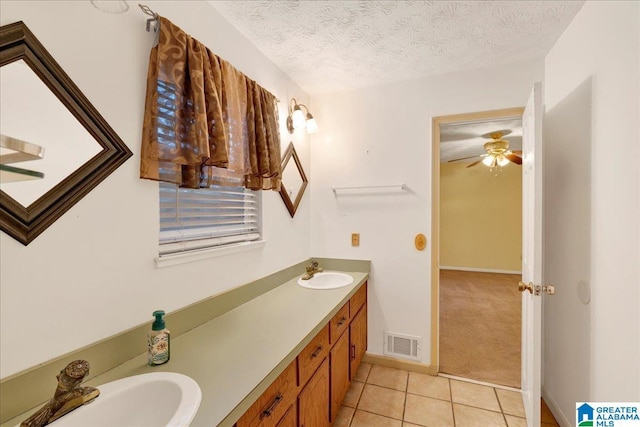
[{"xmin": 577, "ymin": 403, "xmax": 594, "ymax": 426}]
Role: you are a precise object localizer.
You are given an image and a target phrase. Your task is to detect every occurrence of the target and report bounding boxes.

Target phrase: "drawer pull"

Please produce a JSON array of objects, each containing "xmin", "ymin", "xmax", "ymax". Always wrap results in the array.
[
  {"xmin": 310, "ymin": 345, "xmax": 324, "ymax": 359},
  {"xmin": 337, "ymin": 316, "xmax": 347, "ymax": 326},
  {"xmin": 351, "ymin": 344, "xmax": 356, "ymax": 360},
  {"xmin": 259, "ymin": 393, "xmax": 283, "ymax": 419}
]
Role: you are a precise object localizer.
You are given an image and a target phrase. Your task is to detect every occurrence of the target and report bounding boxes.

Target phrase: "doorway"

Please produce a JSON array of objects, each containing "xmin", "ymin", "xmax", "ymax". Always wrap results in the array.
[{"xmin": 431, "ymin": 108, "xmax": 524, "ymax": 388}]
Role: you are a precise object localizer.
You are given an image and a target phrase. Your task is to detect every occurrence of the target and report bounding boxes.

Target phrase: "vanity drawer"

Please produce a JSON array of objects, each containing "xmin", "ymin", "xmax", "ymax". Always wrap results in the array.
[
  {"xmin": 329, "ymin": 302, "xmax": 350, "ymax": 345},
  {"xmin": 350, "ymin": 282, "xmax": 367, "ymax": 315},
  {"xmin": 236, "ymin": 360, "xmax": 297, "ymax": 427},
  {"xmin": 297, "ymin": 325, "xmax": 329, "ymax": 387}
]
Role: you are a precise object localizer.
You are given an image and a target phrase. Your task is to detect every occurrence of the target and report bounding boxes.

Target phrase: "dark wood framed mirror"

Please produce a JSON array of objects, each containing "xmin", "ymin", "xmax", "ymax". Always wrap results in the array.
[
  {"xmin": 0, "ymin": 21, "xmax": 132, "ymax": 245},
  {"xmin": 279, "ymin": 142, "xmax": 308, "ymax": 218}
]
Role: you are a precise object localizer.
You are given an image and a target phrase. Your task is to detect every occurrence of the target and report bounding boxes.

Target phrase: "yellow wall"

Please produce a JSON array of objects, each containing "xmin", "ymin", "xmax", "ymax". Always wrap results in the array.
[{"xmin": 440, "ymin": 161, "xmax": 522, "ymax": 271}]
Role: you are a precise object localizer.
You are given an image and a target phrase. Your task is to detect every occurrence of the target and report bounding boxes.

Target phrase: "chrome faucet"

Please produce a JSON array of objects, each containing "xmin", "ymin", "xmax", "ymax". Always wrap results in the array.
[
  {"xmin": 21, "ymin": 360, "xmax": 100, "ymax": 427},
  {"xmin": 301, "ymin": 260, "xmax": 323, "ymax": 280}
]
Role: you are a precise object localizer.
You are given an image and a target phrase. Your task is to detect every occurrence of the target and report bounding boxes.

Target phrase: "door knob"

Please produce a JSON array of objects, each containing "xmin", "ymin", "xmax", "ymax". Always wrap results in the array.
[{"xmin": 518, "ymin": 281, "xmax": 534, "ymax": 294}]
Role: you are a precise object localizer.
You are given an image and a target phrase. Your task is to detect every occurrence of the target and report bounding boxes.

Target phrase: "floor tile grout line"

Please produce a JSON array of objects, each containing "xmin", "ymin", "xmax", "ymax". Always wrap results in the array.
[
  {"xmin": 401, "ymin": 369, "xmax": 409, "ymax": 424},
  {"xmin": 449, "ymin": 378, "xmax": 457, "ymax": 427},
  {"xmin": 355, "ymin": 408, "xmax": 405, "ymax": 423},
  {"xmin": 348, "ymin": 364, "xmax": 370, "ymax": 427},
  {"xmin": 362, "ymin": 376, "xmax": 512, "ymax": 416},
  {"xmin": 360, "ymin": 361, "xmax": 536, "ymax": 426},
  {"xmin": 494, "ymin": 386, "xmax": 509, "ymax": 426}
]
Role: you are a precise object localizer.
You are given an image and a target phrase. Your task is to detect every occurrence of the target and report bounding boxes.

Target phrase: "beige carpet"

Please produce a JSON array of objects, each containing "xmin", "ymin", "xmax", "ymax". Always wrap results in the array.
[{"xmin": 439, "ymin": 269, "xmax": 522, "ymax": 388}]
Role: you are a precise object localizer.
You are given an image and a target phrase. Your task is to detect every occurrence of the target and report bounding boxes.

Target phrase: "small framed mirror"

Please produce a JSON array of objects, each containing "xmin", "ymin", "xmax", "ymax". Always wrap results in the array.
[
  {"xmin": 0, "ymin": 21, "xmax": 132, "ymax": 245},
  {"xmin": 279, "ymin": 142, "xmax": 308, "ymax": 218}
]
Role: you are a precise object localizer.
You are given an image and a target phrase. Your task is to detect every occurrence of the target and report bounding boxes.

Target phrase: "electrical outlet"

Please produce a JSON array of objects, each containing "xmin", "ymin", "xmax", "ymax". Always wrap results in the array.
[{"xmin": 351, "ymin": 233, "xmax": 360, "ymax": 246}]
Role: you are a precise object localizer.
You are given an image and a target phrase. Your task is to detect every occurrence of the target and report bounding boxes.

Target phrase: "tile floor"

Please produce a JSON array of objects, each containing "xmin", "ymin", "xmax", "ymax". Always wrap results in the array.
[{"xmin": 333, "ymin": 363, "xmax": 560, "ymax": 427}]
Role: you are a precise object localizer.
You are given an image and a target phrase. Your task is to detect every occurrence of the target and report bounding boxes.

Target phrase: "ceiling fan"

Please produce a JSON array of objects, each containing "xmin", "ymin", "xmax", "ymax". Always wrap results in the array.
[{"xmin": 449, "ymin": 131, "xmax": 522, "ymax": 169}]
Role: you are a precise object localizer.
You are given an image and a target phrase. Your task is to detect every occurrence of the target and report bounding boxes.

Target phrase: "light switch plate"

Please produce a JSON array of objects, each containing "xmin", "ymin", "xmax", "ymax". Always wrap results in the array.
[{"xmin": 351, "ymin": 233, "xmax": 360, "ymax": 246}]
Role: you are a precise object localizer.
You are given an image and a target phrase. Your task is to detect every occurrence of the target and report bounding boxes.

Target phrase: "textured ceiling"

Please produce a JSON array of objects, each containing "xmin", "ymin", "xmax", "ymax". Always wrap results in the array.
[{"xmin": 210, "ymin": 0, "xmax": 584, "ymax": 95}]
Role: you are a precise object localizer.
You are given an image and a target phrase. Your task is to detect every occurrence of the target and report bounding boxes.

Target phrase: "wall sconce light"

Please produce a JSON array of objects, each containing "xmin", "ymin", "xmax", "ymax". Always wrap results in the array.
[{"xmin": 287, "ymin": 98, "xmax": 319, "ymax": 134}]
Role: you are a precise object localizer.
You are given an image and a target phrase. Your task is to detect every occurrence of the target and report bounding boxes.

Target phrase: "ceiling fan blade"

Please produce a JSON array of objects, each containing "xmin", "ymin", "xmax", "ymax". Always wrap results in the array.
[
  {"xmin": 465, "ymin": 159, "xmax": 483, "ymax": 168},
  {"xmin": 512, "ymin": 150, "xmax": 522, "ymax": 155},
  {"xmin": 505, "ymin": 153, "xmax": 522, "ymax": 165},
  {"xmin": 448, "ymin": 154, "xmax": 483, "ymax": 162}
]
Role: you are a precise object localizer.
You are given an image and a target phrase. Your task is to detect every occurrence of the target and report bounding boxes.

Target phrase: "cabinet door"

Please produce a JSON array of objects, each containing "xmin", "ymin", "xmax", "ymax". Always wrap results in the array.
[
  {"xmin": 276, "ymin": 405, "xmax": 296, "ymax": 427},
  {"xmin": 298, "ymin": 358, "xmax": 330, "ymax": 427},
  {"xmin": 350, "ymin": 305, "xmax": 367, "ymax": 381},
  {"xmin": 330, "ymin": 329, "xmax": 351, "ymax": 422}
]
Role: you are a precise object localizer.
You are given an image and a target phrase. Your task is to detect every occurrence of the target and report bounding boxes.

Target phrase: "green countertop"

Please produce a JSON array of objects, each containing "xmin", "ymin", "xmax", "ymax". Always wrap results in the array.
[{"xmin": 4, "ymin": 270, "xmax": 368, "ymax": 427}]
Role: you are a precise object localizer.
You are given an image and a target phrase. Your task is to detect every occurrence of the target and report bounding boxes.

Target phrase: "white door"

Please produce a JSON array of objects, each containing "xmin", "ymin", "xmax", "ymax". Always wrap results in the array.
[{"xmin": 520, "ymin": 82, "xmax": 543, "ymax": 427}]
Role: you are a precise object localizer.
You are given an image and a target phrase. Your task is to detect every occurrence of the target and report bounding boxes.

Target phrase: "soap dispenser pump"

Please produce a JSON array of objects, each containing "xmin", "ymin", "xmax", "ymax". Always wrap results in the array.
[{"xmin": 148, "ymin": 310, "xmax": 170, "ymax": 366}]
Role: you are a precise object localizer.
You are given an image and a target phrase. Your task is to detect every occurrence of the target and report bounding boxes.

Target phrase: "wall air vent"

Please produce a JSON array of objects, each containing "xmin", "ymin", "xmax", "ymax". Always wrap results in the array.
[{"xmin": 383, "ymin": 331, "xmax": 421, "ymax": 361}]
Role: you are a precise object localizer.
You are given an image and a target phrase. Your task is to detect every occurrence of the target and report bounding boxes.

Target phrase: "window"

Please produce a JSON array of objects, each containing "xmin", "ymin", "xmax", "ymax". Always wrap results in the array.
[
  {"xmin": 140, "ymin": 19, "xmax": 282, "ymax": 259},
  {"xmin": 159, "ymin": 182, "xmax": 261, "ymax": 256}
]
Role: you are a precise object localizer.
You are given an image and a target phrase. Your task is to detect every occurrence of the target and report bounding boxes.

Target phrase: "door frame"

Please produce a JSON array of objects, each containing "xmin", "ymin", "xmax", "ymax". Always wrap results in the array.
[{"xmin": 430, "ymin": 107, "xmax": 525, "ymax": 374}]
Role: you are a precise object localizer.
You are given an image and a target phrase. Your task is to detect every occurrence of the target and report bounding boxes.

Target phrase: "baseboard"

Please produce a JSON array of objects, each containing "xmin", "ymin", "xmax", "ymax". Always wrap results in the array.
[
  {"xmin": 542, "ymin": 386, "xmax": 571, "ymax": 427},
  {"xmin": 440, "ymin": 266, "xmax": 523, "ymax": 275},
  {"xmin": 363, "ymin": 353, "xmax": 438, "ymax": 376},
  {"xmin": 438, "ymin": 373, "xmax": 521, "ymax": 392}
]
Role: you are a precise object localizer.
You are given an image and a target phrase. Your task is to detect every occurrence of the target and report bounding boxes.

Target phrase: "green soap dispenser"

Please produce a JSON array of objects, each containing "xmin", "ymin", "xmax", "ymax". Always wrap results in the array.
[{"xmin": 148, "ymin": 310, "xmax": 170, "ymax": 366}]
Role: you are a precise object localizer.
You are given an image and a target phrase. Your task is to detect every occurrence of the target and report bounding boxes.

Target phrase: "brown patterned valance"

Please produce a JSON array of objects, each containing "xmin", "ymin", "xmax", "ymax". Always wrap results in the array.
[{"xmin": 140, "ymin": 17, "xmax": 281, "ymax": 190}]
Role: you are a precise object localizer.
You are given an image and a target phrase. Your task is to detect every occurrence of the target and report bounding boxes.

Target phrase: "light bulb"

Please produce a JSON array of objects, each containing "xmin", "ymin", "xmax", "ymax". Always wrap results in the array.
[
  {"xmin": 306, "ymin": 116, "xmax": 319, "ymax": 134},
  {"xmin": 291, "ymin": 107, "xmax": 306, "ymax": 129},
  {"xmin": 497, "ymin": 155, "xmax": 509, "ymax": 167},
  {"xmin": 482, "ymin": 156, "xmax": 494, "ymax": 166}
]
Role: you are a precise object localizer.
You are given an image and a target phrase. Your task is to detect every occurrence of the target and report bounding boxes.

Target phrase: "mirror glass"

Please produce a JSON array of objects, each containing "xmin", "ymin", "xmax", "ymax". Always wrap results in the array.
[
  {"xmin": 1, "ymin": 60, "xmax": 102, "ymax": 207},
  {"xmin": 0, "ymin": 21, "xmax": 132, "ymax": 245},
  {"xmin": 279, "ymin": 142, "xmax": 308, "ymax": 218}
]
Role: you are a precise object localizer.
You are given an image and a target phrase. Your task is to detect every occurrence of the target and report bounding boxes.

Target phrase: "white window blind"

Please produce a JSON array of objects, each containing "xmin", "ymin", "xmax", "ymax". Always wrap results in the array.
[{"xmin": 159, "ymin": 182, "xmax": 261, "ymax": 255}]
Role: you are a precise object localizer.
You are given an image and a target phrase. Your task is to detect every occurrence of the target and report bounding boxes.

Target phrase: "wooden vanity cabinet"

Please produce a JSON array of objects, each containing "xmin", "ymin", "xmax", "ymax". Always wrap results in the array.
[
  {"xmin": 297, "ymin": 358, "xmax": 330, "ymax": 427},
  {"xmin": 349, "ymin": 283, "xmax": 367, "ymax": 381},
  {"xmin": 329, "ymin": 302, "xmax": 350, "ymax": 345},
  {"xmin": 350, "ymin": 304, "xmax": 367, "ymax": 381},
  {"xmin": 329, "ymin": 329, "xmax": 351, "ymax": 421},
  {"xmin": 235, "ymin": 281, "xmax": 367, "ymax": 427},
  {"xmin": 236, "ymin": 360, "xmax": 297, "ymax": 427},
  {"xmin": 297, "ymin": 325, "xmax": 329, "ymax": 387},
  {"xmin": 276, "ymin": 405, "xmax": 297, "ymax": 427}
]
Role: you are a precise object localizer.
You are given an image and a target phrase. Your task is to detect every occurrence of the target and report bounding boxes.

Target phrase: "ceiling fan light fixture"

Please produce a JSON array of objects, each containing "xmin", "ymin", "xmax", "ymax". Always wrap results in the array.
[{"xmin": 447, "ymin": 129, "xmax": 522, "ymax": 170}]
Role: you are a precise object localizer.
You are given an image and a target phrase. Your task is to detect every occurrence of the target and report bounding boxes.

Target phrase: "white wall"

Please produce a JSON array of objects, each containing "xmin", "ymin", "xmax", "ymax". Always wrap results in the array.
[
  {"xmin": 543, "ymin": 1, "xmax": 640, "ymax": 424},
  {"xmin": 0, "ymin": 1, "xmax": 312, "ymax": 379},
  {"xmin": 310, "ymin": 59, "xmax": 543, "ymax": 364}
]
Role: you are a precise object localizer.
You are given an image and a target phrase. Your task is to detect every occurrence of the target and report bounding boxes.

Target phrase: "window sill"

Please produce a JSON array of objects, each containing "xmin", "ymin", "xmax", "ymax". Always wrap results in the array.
[{"xmin": 155, "ymin": 240, "xmax": 266, "ymax": 268}]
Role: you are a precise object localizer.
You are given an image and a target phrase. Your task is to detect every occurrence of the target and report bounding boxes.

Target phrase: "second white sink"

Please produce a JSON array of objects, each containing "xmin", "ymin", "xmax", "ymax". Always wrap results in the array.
[
  {"xmin": 47, "ymin": 372, "xmax": 201, "ymax": 427},
  {"xmin": 298, "ymin": 271, "xmax": 354, "ymax": 290}
]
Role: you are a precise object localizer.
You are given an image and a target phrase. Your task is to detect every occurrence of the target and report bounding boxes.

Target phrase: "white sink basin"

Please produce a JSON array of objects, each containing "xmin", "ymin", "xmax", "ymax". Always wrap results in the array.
[
  {"xmin": 47, "ymin": 372, "xmax": 202, "ymax": 427},
  {"xmin": 298, "ymin": 271, "xmax": 354, "ymax": 290}
]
